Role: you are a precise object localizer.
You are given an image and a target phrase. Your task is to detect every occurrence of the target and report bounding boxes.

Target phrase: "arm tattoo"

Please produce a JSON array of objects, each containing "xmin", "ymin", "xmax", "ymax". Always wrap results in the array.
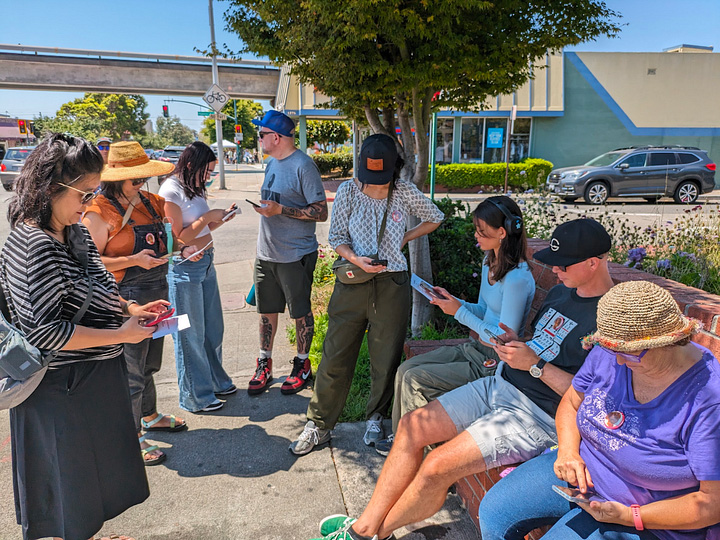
[
  {"xmin": 260, "ymin": 315, "xmax": 273, "ymax": 351},
  {"xmin": 295, "ymin": 313, "xmax": 315, "ymax": 356},
  {"xmin": 281, "ymin": 200, "xmax": 328, "ymax": 222}
]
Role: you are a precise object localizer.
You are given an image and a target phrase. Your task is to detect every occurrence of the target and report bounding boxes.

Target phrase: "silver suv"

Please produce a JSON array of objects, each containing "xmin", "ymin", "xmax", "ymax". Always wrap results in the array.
[
  {"xmin": 547, "ymin": 146, "xmax": 716, "ymax": 204},
  {"xmin": 0, "ymin": 146, "xmax": 36, "ymax": 191}
]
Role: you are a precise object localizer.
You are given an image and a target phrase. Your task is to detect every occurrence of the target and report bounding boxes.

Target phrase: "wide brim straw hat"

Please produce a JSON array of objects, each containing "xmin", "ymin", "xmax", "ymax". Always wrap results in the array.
[
  {"xmin": 101, "ymin": 141, "xmax": 175, "ymax": 181},
  {"xmin": 585, "ymin": 280, "xmax": 701, "ymax": 352}
]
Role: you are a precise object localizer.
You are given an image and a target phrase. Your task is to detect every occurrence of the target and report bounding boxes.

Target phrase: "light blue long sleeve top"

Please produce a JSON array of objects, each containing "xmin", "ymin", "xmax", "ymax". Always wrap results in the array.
[{"xmin": 454, "ymin": 261, "xmax": 536, "ymax": 342}]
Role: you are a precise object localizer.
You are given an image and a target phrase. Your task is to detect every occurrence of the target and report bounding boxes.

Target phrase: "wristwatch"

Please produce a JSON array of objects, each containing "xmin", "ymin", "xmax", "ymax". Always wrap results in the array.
[
  {"xmin": 529, "ymin": 358, "xmax": 547, "ymax": 378},
  {"xmin": 630, "ymin": 504, "xmax": 644, "ymax": 531},
  {"xmin": 123, "ymin": 299, "xmax": 139, "ymax": 316}
]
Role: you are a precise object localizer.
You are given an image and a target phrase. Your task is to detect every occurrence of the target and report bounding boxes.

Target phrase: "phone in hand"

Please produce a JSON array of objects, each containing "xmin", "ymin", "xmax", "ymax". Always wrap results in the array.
[
  {"xmin": 222, "ymin": 204, "xmax": 239, "ymax": 221},
  {"xmin": 484, "ymin": 328, "xmax": 506, "ymax": 345},
  {"xmin": 161, "ymin": 251, "xmax": 181, "ymax": 260},
  {"xmin": 552, "ymin": 485, "xmax": 606, "ymax": 505},
  {"xmin": 141, "ymin": 308, "xmax": 175, "ymax": 327},
  {"xmin": 370, "ymin": 259, "xmax": 388, "ymax": 266},
  {"xmin": 245, "ymin": 199, "xmax": 261, "ymax": 208}
]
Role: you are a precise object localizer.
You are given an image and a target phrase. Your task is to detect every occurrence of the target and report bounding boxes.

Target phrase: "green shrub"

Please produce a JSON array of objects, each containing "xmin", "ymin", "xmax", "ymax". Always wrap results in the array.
[
  {"xmin": 429, "ymin": 198, "xmax": 485, "ymax": 302},
  {"xmin": 312, "ymin": 153, "xmax": 353, "ymax": 176},
  {"xmin": 433, "ymin": 158, "xmax": 552, "ymax": 190}
]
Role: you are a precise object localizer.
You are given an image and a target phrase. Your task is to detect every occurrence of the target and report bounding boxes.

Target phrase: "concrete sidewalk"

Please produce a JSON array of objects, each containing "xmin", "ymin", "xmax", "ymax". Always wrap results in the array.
[{"xmin": 0, "ymin": 165, "xmax": 477, "ymax": 540}]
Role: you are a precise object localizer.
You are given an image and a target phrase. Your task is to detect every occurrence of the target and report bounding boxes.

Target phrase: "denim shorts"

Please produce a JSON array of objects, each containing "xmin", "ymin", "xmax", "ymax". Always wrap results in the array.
[{"xmin": 437, "ymin": 363, "xmax": 557, "ymax": 470}]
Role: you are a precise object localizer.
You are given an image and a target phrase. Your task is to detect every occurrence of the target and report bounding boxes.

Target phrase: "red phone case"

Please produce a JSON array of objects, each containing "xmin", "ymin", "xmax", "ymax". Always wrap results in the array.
[{"xmin": 143, "ymin": 308, "xmax": 175, "ymax": 327}]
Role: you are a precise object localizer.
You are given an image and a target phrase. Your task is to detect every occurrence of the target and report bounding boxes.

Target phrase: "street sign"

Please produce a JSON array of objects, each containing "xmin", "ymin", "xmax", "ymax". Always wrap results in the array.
[
  {"xmin": 234, "ymin": 134, "xmax": 243, "ymax": 143},
  {"xmin": 203, "ymin": 84, "xmax": 229, "ymax": 112},
  {"xmin": 215, "ymin": 112, "xmax": 228, "ymax": 121},
  {"xmin": 198, "ymin": 111, "xmax": 214, "ymax": 116}
]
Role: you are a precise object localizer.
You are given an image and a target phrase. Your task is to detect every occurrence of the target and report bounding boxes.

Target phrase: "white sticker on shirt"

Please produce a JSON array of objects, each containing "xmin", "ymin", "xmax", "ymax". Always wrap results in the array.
[{"xmin": 526, "ymin": 308, "xmax": 578, "ymax": 363}]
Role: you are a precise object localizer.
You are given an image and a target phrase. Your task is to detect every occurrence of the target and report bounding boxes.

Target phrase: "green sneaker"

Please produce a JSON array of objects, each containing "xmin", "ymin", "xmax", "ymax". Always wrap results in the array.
[{"xmin": 319, "ymin": 515, "xmax": 355, "ymax": 536}]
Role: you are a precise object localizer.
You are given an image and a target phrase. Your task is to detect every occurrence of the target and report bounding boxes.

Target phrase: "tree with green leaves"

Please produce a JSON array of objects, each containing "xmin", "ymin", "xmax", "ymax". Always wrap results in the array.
[
  {"xmin": 306, "ymin": 120, "xmax": 351, "ymax": 153},
  {"xmin": 34, "ymin": 93, "xmax": 149, "ymax": 142},
  {"xmin": 201, "ymin": 99, "xmax": 265, "ymax": 148},
  {"xmin": 222, "ymin": 0, "xmax": 621, "ymax": 333},
  {"xmin": 154, "ymin": 116, "xmax": 197, "ymax": 147}
]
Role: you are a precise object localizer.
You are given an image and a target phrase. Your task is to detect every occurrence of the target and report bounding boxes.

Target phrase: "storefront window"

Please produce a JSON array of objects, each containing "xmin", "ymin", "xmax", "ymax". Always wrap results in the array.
[
  {"xmin": 509, "ymin": 118, "xmax": 531, "ymax": 163},
  {"xmin": 434, "ymin": 118, "xmax": 454, "ymax": 164},
  {"xmin": 483, "ymin": 119, "xmax": 507, "ymax": 164},
  {"xmin": 460, "ymin": 118, "xmax": 483, "ymax": 163}
]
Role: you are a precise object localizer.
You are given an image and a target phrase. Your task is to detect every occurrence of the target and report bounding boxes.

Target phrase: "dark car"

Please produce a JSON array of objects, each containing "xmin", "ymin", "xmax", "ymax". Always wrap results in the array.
[
  {"xmin": 547, "ymin": 146, "xmax": 716, "ymax": 204},
  {"xmin": 159, "ymin": 145, "xmax": 187, "ymax": 164},
  {"xmin": 0, "ymin": 146, "xmax": 36, "ymax": 191}
]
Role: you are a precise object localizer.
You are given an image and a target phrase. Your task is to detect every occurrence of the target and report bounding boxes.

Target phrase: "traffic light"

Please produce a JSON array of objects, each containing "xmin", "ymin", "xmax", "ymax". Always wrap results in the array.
[
  {"xmin": 162, "ymin": 105, "xmax": 169, "ymax": 118},
  {"xmin": 234, "ymin": 124, "xmax": 242, "ymax": 133},
  {"xmin": 28, "ymin": 121, "xmax": 35, "ymax": 135},
  {"xmin": 17, "ymin": 120, "xmax": 26, "ymax": 134}
]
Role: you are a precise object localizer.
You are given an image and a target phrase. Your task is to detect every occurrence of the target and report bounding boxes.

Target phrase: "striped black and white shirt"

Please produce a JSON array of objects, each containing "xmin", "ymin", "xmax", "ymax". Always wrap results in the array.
[{"xmin": 0, "ymin": 223, "xmax": 124, "ymax": 368}]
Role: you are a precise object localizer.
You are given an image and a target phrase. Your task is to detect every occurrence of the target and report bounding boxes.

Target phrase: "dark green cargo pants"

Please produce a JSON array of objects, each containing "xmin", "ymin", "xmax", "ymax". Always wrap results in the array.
[{"xmin": 307, "ymin": 271, "xmax": 411, "ymax": 430}]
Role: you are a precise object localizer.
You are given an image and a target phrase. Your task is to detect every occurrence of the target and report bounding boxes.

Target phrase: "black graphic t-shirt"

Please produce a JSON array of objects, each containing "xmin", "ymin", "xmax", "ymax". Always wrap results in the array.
[{"xmin": 502, "ymin": 284, "xmax": 601, "ymax": 416}]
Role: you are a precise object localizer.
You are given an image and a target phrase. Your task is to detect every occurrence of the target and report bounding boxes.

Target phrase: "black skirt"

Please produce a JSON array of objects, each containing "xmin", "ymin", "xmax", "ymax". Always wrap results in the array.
[{"xmin": 10, "ymin": 355, "xmax": 150, "ymax": 540}]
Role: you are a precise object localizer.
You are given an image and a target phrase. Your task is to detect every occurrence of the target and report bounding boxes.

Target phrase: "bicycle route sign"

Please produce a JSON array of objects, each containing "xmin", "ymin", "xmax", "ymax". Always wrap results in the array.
[{"xmin": 203, "ymin": 84, "xmax": 229, "ymax": 112}]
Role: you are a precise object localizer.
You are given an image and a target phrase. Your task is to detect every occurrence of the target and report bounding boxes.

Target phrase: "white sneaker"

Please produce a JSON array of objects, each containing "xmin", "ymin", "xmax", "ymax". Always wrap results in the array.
[
  {"xmin": 363, "ymin": 413, "xmax": 384, "ymax": 446},
  {"xmin": 289, "ymin": 420, "xmax": 331, "ymax": 455}
]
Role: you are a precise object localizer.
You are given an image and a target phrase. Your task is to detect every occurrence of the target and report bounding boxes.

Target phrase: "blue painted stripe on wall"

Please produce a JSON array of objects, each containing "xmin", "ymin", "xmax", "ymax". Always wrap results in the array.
[
  {"xmin": 566, "ymin": 52, "xmax": 720, "ymax": 137},
  {"xmin": 285, "ymin": 109, "xmax": 563, "ymax": 118}
]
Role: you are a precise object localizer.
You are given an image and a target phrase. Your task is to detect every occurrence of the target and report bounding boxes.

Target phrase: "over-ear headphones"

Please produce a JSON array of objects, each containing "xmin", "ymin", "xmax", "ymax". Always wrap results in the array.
[{"xmin": 488, "ymin": 198, "xmax": 523, "ymax": 236}]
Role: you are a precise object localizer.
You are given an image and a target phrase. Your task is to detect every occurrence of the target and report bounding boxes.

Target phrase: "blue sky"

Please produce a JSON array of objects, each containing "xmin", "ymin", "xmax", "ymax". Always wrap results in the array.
[{"xmin": 1, "ymin": 0, "xmax": 719, "ymax": 134}]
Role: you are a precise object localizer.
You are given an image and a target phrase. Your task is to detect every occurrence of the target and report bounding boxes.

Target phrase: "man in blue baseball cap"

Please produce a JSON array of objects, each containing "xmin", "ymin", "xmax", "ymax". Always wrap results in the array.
[{"xmin": 247, "ymin": 110, "xmax": 328, "ymax": 397}]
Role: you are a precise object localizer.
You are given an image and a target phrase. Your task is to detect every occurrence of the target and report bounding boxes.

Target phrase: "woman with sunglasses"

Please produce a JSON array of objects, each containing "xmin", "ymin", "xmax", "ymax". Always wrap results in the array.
[
  {"xmin": 479, "ymin": 280, "xmax": 720, "ymax": 540},
  {"xmin": 158, "ymin": 141, "xmax": 238, "ymax": 413},
  {"xmin": 0, "ymin": 133, "xmax": 168, "ymax": 540},
  {"xmin": 84, "ymin": 141, "xmax": 198, "ymax": 466}
]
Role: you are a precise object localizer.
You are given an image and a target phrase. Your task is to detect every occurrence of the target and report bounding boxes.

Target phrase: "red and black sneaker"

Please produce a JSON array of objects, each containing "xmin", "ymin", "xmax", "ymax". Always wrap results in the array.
[
  {"xmin": 248, "ymin": 357, "xmax": 273, "ymax": 395},
  {"xmin": 281, "ymin": 356, "xmax": 312, "ymax": 395}
]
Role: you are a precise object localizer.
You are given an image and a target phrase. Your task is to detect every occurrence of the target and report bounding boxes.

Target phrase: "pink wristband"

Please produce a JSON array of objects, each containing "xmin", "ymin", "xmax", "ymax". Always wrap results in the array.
[{"xmin": 630, "ymin": 504, "xmax": 644, "ymax": 531}]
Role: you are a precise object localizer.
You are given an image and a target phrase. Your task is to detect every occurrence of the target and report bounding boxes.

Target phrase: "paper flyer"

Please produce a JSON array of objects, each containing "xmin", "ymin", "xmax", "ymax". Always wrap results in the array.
[{"xmin": 152, "ymin": 314, "xmax": 191, "ymax": 339}]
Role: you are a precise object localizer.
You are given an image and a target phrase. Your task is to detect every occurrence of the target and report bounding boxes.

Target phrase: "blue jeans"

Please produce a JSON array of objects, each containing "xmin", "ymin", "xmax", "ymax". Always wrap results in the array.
[
  {"xmin": 479, "ymin": 450, "xmax": 658, "ymax": 540},
  {"xmin": 167, "ymin": 249, "xmax": 233, "ymax": 412}
]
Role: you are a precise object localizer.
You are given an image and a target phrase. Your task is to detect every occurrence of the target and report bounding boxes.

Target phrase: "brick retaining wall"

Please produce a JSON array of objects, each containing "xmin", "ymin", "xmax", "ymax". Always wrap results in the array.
[{"xmin": 404, "ymin": 238, "xmax": 720, "ymax": 536}]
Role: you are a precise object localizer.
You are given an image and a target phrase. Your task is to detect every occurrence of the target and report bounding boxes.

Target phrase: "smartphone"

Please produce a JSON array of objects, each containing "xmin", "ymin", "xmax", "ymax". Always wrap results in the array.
[
  {"xmin": 245, "ymin": 199, "xmax": 261, "ymax": 208},
  {"xmin": 142, "ymin": 308, "xmax": 175, "ymax": 327},
  {"xmin": 161, "ymin": 251, "xmax": 181, "ymax": 260},
  {"xmin": 222, "ymin": 205, "xmax": 239, "ymax": 221},
  {"xmin": 370, "ymin": 259, "xmax": 388, "ymax": 266},
  {"xmin": 484, "ymin": 328, "xmax": 506, "ymax": 345},
  {"xmin": 552, "ymin": 485, "xmax": 606, "ymax": 505}
]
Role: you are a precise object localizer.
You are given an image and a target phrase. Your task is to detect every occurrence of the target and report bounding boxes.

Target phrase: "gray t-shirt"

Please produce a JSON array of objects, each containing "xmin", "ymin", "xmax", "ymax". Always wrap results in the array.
[{"xmin": 257, "ymin": 150, "xmax": 325, "ymax": 263}]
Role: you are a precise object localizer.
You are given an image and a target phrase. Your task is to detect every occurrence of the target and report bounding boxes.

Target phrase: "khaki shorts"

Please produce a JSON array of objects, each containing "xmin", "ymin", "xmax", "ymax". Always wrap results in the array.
[
  {"xmin": 437, "ymin": 363, "xmax": 557, "ymax": 470},
  {"xmin": 254, "ymin": 251, "xmax": 317, "ymax": 318}
]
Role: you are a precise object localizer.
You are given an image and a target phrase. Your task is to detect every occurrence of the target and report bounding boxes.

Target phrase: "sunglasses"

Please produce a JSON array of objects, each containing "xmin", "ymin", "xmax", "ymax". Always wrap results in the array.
[
  {"xmin": 131, "ymin": 178, "xmax": 149, "ymax": 187},
  {"xmin": 58, "ymin": 182, "xmax": 101, "ymax": 204},
  {"xmin": 557, "ymin": 256, "xmax": 603, "ymax": 273},
  {"xmin": 599, "ymin": 346, "xmax": 648, "ymax": 363},
  {"xmin": 97, "ymin": 144, "xmax": 110, "ymax": 151},
  {"xmin": 258, "ymin": 131, "xmax": 275, "ymax": 139}
]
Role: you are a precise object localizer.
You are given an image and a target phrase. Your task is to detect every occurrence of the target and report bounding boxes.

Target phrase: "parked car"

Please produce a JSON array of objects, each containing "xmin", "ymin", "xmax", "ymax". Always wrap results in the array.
[
  {"xmin": 546, "ymin": 146, "xmax": 716, "ymax": 204},
  {"xmin": 0, "ymin": 146, "xmax": 36, "ymax": 191},
  {"xmin": 158, "ymin": 145, "xmax": 187, "ymax": 164}
]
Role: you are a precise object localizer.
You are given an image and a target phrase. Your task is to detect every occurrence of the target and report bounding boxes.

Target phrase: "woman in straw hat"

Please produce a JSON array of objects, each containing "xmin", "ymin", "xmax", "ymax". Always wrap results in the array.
[
  {"xmin": 83, "ymin": 141, "xmax": 199, "ymax": 466},
  {"xmin": 158, "ymin": 141, "xmax": 238, "ymax": 413},
  {"xmin": 479, "ymin": 280, "xmax": 720, "ymax": 540},
  {"xmin": 0, "ymin": 133, "xmax": 166, "ymax": 540}
]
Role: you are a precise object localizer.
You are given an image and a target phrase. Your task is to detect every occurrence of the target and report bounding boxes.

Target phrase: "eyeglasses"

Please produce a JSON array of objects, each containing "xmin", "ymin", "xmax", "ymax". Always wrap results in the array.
[
  {"xmin": 599, "ymin": 346, "xmax": 648, "ymax": 363},
  {"xmin": 97, "ymin": 144, "xmax": 110, "ymax": 151},
  {"xmin": 58, "ymin": 182, "xmax": 101, "ymax": 204},
  {"xmin": 131, "ymin": 178, "xmax": 148, "ymax": 187},
  {"xmin": 258, "ymin": 131, "xmax": 275, "ymax": 139}
]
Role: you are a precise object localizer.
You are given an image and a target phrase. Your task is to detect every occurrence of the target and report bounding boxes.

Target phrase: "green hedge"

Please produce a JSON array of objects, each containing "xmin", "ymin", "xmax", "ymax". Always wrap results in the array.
[
  {"xmin": 312, "ymin": 153, "xmax": 353, "ymax": 176},
  {"xmin": 433, "ymin": 158, "xmax": 552, "ymax": 190}
]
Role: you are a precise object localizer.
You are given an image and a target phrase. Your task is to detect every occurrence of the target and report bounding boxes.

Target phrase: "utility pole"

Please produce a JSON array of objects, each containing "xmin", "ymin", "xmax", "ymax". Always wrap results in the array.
[{"xmin": 208, "ymin": 0, "xmax": 226, "ymax": 189}]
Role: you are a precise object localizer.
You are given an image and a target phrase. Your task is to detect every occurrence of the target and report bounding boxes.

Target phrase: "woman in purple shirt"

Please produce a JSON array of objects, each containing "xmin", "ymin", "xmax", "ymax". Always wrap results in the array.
[{"xmin": 478, "ymin": 280, "xmax": 720, "ymax": 540}]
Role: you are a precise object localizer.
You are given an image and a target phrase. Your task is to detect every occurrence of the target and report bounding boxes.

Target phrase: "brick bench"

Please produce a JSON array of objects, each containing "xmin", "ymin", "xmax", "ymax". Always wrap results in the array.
[{"xmin": 404, "ymin": 238, "xmax": 720, "ymax": 537}]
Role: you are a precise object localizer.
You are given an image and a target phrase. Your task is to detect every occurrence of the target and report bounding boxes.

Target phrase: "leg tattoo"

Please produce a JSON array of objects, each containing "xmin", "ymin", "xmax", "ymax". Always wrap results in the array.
[
  {"xmin": 260, "ymin": 315, "xmax": 273, "ymax": 351},
  {"xmin": 296, "ymin": 312, "xmax": 314, "ymax": 356}
]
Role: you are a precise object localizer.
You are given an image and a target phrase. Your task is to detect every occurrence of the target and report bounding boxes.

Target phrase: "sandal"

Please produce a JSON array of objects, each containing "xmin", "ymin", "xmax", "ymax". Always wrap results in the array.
[
  {"xmin": 141, "ymin": 413, "xmax": 188, "ymax": 432},
  {"xmin": 139, "ymin": 434, "xmax": 166, "ymax": 467}
]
